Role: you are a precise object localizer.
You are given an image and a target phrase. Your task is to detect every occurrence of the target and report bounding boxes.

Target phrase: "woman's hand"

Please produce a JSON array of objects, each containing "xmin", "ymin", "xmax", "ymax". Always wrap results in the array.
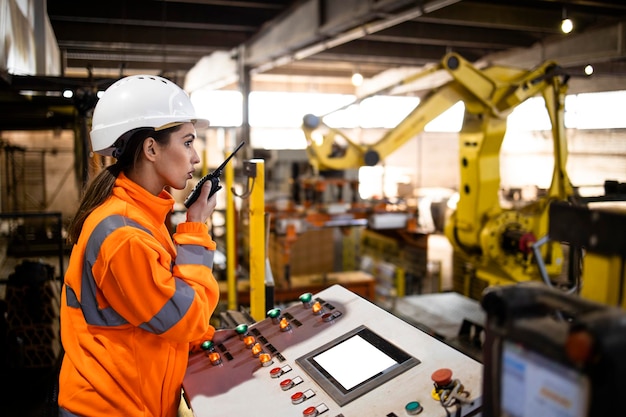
[{"xmin": 186, "ymin": 180, "xmax": 218, "ymax": 223}]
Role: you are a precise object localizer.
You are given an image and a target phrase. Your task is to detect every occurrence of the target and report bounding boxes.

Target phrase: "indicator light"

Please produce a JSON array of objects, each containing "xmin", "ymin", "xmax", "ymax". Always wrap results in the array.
[
  {"xmin": 259, "ymin": 353, "xmax": 273, "ymax": 367},
  {"xmin": 299, "ymin": 293, "xmax": 313, "ymax": 308},
  {"xmin": 208, "ymin": 352, "xmax": 222, "ymax": 366},
  {"xmin": 251, "ymin": 342, "xmax": 263, "ymax": 357},
  {"xmin": 235, "ymin": 323, "xmax": 248, "ymax": 339},
  {"xmin": 200, "ymin": 340, "xmax": 214, "ymax": 351},
  {"xmin": 243, "ymin": 335, "xmax": 256, "ymax": 348},
  {"xmin": 312, "ymin": 301, "xmax": 324, "ymax": 315},
  {"xmin": 267, "ymin": 308, "xmax": 282, "ymax": 324},
  {"xmin": 279, "ymin": 317, "xmax": 292, "ymax": 331}
]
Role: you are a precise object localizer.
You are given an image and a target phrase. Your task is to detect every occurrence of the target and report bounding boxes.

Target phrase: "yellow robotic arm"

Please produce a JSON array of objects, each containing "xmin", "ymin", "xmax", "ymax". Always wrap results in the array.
[{"xmin": 302, "ymin": 52, "xmax": 575, "ymax": 289}]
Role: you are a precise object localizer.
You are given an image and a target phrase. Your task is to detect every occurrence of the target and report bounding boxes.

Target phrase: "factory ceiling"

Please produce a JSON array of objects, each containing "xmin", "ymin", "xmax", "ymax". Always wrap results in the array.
[{"xmin": 2, "ymin": 0, "xmax": 626, "ymax": 130}]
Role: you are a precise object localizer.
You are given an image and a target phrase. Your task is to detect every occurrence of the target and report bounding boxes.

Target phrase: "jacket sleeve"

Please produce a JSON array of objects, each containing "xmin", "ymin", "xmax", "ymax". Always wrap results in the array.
[{"xmin": 92, "ymin": 222, "xmax": 219, "ymax": 343}]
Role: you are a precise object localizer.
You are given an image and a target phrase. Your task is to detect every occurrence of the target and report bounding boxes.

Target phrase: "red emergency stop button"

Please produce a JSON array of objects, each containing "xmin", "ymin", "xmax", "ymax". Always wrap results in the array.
[{"xmin": 431, "ymin": 368, "xmax": 453, "ymax": 387}]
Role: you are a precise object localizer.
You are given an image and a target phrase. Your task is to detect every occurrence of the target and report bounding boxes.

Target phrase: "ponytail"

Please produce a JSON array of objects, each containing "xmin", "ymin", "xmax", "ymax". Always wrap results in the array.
[
  {"xmin": 67, "ymin": 125, "xmax": 179, "ymax": 244},
  {"xmin": 67, "ymin": 164, "xmax": 120, "ymax": 244}
]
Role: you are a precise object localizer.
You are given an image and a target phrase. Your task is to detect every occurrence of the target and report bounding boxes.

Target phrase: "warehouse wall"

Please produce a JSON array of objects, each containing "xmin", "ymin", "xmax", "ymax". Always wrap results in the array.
[
  {"xmin": 1, "ymin": 125, "xmax": 625, "ymax": 224},
  {"xmin": 385, "ymin": 128, "xmax": 626, "ymax": 194},
  {"xmin": 1, "ymin": 129, "xmax": 78, "ymax": 219}
]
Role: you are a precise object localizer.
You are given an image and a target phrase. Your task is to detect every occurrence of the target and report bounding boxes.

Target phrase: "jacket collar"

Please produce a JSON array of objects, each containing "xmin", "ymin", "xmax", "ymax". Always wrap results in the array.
[{"xmin": 113, "ymin": 172, "xmax": 174, "ymax": 224}]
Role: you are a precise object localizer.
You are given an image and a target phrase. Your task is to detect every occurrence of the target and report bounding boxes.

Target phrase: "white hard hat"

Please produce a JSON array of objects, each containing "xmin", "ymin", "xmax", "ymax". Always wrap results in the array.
[{"xmin": 90, "ymin": 74, "xmax": 209, "ymax": 156}]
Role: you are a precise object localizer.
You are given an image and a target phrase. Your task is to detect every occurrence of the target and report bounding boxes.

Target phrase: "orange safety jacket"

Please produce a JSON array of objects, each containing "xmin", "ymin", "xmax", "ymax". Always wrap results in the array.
[{"xmin": 58, "ymin": 173, "xmax": 219, "ymax": 417}]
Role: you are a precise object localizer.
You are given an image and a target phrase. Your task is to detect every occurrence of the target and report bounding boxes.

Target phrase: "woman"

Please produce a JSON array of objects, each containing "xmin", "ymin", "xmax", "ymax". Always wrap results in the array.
[{"xmin": 58, "ymin": 75, "xmax": 229, "ymax": 416}]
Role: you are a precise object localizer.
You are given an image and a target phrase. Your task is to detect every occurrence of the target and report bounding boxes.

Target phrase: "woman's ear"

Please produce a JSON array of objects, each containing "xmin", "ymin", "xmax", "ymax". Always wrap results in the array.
[{"xmin": 143, "ymin": 137, "xmax": 158, "ymax": 161}]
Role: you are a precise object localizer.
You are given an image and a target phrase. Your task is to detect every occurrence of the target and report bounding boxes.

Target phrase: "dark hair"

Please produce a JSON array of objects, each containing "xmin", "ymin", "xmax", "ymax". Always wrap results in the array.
[{"xmin": 67, "ymin": 125, "xmax": 182, "ymax": 244}]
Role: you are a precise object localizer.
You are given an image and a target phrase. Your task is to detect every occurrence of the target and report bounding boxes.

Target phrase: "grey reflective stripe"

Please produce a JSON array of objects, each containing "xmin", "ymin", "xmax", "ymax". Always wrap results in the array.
[
  {"xmin": 177, "ymin": 244, "xmax": 214, "ymax": 269},
  {"xmin": 139, "ymin": 277, "xmax": 194, "ymax": 334},
  {"xmin": 79, "ymin": 215, "xmax": 150, "ymax": 327},
  {"xmin": 65, "ymin": 285, "xmax": 80, "ymax": 308},
  {"xmin": 66, "ymin": 214, "xmax": 210, "ymax": 333},
  {"xmin": 58, "ymin": 406, "xmax": 80, "ymax": 417}
]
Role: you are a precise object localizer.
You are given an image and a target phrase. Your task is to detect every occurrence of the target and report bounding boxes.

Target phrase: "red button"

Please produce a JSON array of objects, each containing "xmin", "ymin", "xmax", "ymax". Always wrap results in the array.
[
  {"xmin": 431, "ymin": 368, "xmax": 453, "ymax": 386},
  {"xmin": 303, "ymin": 406, "xmax": 318, "ymax": 416},
  {"xmin": 280, "ymin": 378, "xmax": 294, "ymax": 390},
  {"xmin": 291, "ymin": 391, "xmax": 305, "ymax": 404},
  {"xmin": 270, "ymin": 367, "xmax": 283, "ymax": 378}
]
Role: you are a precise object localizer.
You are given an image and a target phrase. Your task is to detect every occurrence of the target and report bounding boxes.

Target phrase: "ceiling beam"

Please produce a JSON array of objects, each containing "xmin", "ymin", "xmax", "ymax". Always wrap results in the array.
[
  {"xmin": 244, "ymin": 0, "xmax": 463, "ymax": 73},
  {"xmin": 484, "ymin": 21, "xmax": 626, "ymax": 69},
  {"xmin": 367, "ymin": 21, "xmax": 536, "ymax": 49},
  {"xmin": 368, "ymin": 19, "xmax": 626, "ymax": 96}
]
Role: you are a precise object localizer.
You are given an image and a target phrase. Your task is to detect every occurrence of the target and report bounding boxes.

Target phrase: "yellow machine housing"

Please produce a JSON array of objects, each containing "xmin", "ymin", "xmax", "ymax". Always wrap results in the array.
[{"xmin": 302, "ymin": 53, "xmax": 578, "ymax": 298}]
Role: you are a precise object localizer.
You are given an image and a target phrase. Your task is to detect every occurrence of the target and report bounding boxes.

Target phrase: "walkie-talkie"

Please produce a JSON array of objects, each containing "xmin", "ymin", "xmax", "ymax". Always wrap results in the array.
[{"xmin": 183, "ymin": 141, "xmax": 245, "ymax": 208}]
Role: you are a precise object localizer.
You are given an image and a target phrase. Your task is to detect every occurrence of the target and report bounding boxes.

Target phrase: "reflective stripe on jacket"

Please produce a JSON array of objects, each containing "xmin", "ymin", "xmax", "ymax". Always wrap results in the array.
[{"xmin": 58, "ymin": 173, "xmax": 219, "ymax": 417}]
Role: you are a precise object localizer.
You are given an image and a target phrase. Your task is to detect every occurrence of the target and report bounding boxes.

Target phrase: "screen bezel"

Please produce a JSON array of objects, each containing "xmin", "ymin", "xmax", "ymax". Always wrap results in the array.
[{"xmin": 295, "ymin": 325, "xmax": 420, "ymax": 406}]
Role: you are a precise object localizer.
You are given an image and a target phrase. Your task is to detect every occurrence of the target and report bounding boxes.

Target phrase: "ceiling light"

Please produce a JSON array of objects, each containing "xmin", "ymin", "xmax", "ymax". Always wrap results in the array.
[
  {"xmin": 561, "ymin": 8, "xmax": 573, "ymax": 34},
  {"xmin": 584, "ymin": 65, "xmax": 594, "ymax": 76},
  {"xmin": 561, "ymin": 18, "xmax": 573, "ymax": 34},
  {"xmin": 351, "ymin": 72, "xmax": 363, "ymax": 87}
]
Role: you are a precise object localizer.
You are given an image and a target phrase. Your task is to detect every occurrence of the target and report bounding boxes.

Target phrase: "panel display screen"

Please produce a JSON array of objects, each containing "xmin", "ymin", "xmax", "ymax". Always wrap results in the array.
[
  {"xmin": 296, "ymin": 325, "xmax": 420, "ymax": 406},
  {"xmin": 501, "ymin": 341, "xmax": 590, "ymax": 417}
]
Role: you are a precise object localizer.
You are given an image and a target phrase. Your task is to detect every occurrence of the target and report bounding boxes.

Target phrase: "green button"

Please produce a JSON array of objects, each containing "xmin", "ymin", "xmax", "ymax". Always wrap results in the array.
[
  {"xmin": 200, "ymin": 340, "xmax": 214, "ymax": 351},
  {"xmin": 267, "ymin": 308, "xmax": 281, "ymax": 318},
  {"xmin": 299, "ymin": 293, "xmax": 312, "ymax": 303},
  {"xmin": 405, "ymin": 401, "xmax": 422, "ymax": 415},
  {"xmin": 235, "ymin": 324, "xmax": 248, "ymax": 334}
]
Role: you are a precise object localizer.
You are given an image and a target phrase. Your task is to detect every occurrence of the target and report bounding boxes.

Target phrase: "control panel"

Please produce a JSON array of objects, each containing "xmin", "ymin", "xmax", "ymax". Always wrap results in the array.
[{"xmin": 183, "ymin": 285, "xmax": 483, "ymax": 417}]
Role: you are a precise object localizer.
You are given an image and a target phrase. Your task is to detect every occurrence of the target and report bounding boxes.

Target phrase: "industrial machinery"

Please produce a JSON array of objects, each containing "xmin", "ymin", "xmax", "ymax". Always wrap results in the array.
[
  {"xmin": 547, "ymin": 201, "xmax": 626, "ymax": 308},
  {"xmin": 301, "ymin": 52, "xmax": 576, "ymax": 295},
  {"xmin": 183, "ymin": 284, "xmax": 482, "ymax": 417},
  {"xmin": 183, "ymin": 200, "xmax": 625, "ymax": 417},
  {"xmin": 481, "ymin": 281, "xmax": 626, "ymax": 417}
]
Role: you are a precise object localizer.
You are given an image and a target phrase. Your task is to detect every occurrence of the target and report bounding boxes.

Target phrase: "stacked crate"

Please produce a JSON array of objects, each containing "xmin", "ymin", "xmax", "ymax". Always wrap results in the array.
[
  {"xmin": 359, "ymin": 229, "xmax": 428, "ymax": 301},
  {"xmin": 268, "ymin": 228, "xmax": 336, "ymax": 288},
  {"xmin": 5, "ymin": 260, "xmax": 61, "ymax": 368}
]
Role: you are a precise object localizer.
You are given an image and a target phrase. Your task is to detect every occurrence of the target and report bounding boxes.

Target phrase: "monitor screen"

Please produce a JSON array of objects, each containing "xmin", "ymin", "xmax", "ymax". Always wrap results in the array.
[
  {"xmin": 296, "ymin": 325, "xmax": 420, "ymax": 406},
  {"xmin": 500, "ymin": 341, "xmax": 590, "ymax": 417}
]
